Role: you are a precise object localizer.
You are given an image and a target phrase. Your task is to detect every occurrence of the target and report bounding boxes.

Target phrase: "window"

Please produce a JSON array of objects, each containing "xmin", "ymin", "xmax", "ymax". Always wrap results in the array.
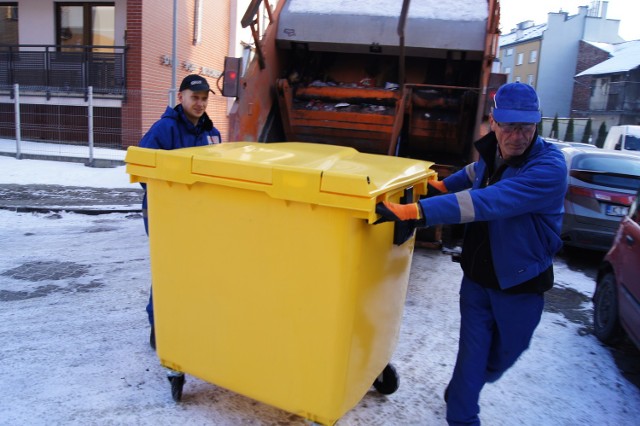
[
  {"xmin": 504, "ymin": 67, "xmax": 511, "ymax": 75},
  {"xmin": 528, "ymin": 74, "xmax": 535, "ymax": 85},
  {"xmin": 0, "ymin": 3, "xmax": 18, "ymax": 46},
  {"xmin": 506, "ymin": 48, "xmax": 513, "ymax": 56},
  {"xmin": 516, "ymin": 53, "xmax": 524, "ymax": 66},
  {"xmin": 529, "ymin": 50, "xmax": 537, "ymax": 63},
  {"xmin": 515, "ymin": 76, "xmax": 521, "ymax": 82},
  {"xmin": 56, "ymin": 2, "xmax": 114, "ymax": 51}
]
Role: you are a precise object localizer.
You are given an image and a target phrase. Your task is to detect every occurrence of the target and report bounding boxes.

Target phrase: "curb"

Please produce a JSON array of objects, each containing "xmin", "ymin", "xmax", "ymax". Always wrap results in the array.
[{"xmin": 0, "ymin": 206, "xmax": 141, "ymax": 215}]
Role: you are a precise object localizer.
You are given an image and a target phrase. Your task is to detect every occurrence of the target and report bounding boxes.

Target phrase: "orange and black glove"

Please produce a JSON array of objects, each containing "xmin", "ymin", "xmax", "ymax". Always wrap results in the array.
[
  {"xmin": 427, "ymin": 180, "xmax": 447, "ymax": 197},
  {"xmin": 375, "ymin": 201, "xmax": 423, "ymax": 224}
]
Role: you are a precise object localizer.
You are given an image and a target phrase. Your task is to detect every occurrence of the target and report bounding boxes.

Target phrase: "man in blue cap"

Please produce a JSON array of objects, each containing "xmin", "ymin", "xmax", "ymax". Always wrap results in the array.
[
  {"xmin": 376, "ymin": 82, "xmax": 567, "ymax": 425},
  {"xmin": 139, "ymin": 74, "xmax": 222, "ymax": 350}
]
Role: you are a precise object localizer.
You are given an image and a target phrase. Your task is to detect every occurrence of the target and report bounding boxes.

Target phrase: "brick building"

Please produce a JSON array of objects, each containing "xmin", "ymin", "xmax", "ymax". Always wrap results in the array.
[
  {"xmin": 0, "ymin": 0, "xmax": 264, "ymax": 151},
  {"xmin": 571, "ymin": 41, "xmax": 615, "ymax": 115}
]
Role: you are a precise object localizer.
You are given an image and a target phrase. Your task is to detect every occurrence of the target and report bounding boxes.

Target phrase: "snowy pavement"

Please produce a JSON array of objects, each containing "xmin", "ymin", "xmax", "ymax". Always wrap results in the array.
[{"xmin": 1, "ymin": 156, "xmax": 640, "ymax": 425}]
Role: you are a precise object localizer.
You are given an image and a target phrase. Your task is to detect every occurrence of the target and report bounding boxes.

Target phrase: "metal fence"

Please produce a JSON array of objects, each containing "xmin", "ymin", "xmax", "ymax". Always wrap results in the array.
[
  {"xmin": 0, "ymin": 84, "xmax": 231, "ymax": 166},
  {"xmin": 0, "ymin": 45, "xmax": 127, "ymax": 99}
]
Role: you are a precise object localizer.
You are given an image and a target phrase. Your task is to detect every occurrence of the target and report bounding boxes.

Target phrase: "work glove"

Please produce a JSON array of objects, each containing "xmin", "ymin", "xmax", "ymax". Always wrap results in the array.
[
  {"xmin": 426, "ymin": 180, "xmax": 447, "ymax": 197},
  {"xmin": 375, "ymin": 201, "xmax": 423, "ymax": 224}
]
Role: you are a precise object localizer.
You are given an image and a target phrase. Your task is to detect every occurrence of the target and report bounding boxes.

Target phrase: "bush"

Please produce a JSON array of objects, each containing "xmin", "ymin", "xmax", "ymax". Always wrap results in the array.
[
  {"xmin": 537, "ymin": 117, "xmax": 543, "ymax": 136},
  {"xmin": 596, "ymin": 122, "xmax": 607, "ymax": 148},
  {"xmin": 564, "ymin": 118, "xmax": 574, "ymax": 142},
  {"xmin": 581, "ymin": 118, "xmax": 592, "ymax": 144},
  {"xmin": 550, "ymin": 114, "xmax": 559, "ymax": 139}
]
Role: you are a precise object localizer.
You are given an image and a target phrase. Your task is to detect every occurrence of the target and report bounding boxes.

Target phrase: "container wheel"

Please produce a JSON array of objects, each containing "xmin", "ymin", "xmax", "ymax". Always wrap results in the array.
[
  {"xmin": 168, "ymin": 373, "xmax": 185, "ymax": 402},
  {"xmin": 373, "ymin": 363, "xmax": 399, "ymax": 395}
]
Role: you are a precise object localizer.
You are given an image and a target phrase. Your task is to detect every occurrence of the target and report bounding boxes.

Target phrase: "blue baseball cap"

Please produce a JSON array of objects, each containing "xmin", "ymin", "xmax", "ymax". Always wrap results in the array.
[{"xmin": 492, "ymin": 82, "xmax": 541, "ymax": 123}]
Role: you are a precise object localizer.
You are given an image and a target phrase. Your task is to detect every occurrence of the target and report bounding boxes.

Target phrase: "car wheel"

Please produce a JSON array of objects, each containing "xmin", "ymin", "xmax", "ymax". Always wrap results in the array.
[{"xmin": 593, "ymin": 272, "xmax": 623, "ymax": 344}]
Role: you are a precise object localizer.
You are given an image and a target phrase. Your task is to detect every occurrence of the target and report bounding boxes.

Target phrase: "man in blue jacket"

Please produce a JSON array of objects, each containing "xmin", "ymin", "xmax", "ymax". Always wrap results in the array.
[
  {"xmin": 377, "ymin": 82, "xmax": 567, "ymax": 425},
  {"xmin": 139, "ymin": 74, "xmax": 222, "ymax": 349}
]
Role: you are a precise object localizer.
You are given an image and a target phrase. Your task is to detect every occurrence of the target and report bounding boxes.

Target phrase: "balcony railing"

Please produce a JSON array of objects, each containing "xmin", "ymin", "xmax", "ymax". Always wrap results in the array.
[
  {"xmin": 589, "ymin": 80, "xmax": 640, "ymax": 113},
  {"xmin": 0, "ymin": 44, "xmax": 127, "ymax": 100}
]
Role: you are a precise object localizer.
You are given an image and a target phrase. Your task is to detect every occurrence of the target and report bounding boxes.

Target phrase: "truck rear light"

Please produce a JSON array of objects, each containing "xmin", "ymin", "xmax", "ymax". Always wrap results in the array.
[{"xmin": 222, "ymin": 56, "xmax": 242, "ymax": 97}]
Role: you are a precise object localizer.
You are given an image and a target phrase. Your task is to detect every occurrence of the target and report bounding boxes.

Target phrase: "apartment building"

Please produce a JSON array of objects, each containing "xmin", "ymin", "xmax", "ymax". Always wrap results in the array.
[{"xmin": 0, "ymin": 0, "xmax": 266, "ymax": 150}]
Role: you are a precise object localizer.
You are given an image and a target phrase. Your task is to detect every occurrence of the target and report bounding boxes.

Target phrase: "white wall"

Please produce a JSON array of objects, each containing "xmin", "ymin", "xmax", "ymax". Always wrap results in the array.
[{"xmin": 536, "ymin": 9, "xmax": 587, "ymax": 118}]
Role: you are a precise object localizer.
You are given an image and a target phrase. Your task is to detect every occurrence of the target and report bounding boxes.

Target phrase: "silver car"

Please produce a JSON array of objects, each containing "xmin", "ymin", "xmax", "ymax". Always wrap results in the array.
[{"xmin": 560, "ymin": 147, "xmax": 640, "ymax": 251}]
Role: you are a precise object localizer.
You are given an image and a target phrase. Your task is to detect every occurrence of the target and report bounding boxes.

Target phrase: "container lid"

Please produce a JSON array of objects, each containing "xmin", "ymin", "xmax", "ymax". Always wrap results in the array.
[{"xmin": 126, "ymin": 142, "xmax": 435, "ymax": 220}]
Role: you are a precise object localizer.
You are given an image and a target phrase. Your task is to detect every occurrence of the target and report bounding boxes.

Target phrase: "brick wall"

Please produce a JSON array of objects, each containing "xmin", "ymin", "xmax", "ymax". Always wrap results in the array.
[
  {"xmin": 571, "ymin": 40, "xmax": 611, "ymax": 116},
  {"xmin": 119, "ymin": 0, "xmax": 230, "ymax": 148},
  {"xmin": 121, "ymin": 0, "xmax": 143, "ymax": 147}
]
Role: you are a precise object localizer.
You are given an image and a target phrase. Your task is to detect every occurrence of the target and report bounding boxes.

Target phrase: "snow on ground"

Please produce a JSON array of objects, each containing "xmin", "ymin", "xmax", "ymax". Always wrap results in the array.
[
  {"xmin": 0, "ymin": 138, "xmax": 126, "ymax": 163},
  {"xmin": 1, "ymin": 157, "xmax": 639, "ymax": 425},
  {"xmin": 0, "ymin": 155, "xmax": 130, "ymax": 188}
]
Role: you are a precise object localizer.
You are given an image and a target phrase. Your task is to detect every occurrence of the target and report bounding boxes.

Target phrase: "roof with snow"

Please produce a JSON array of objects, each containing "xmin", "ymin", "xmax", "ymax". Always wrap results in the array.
[
  {"xmin": 277, "ymin": 0, "xmax": 490, "ymax": 53},
  {"xmin": 499, "ymin": 23, "xmax": 547, "ymax": 47},
  {"xmin": 582, "ymin": 40, "xmax": 617, "ymax": 55},
  {"xmin": 576, "ymin": 40, "xmax": 640, "ymax": 76},
  {"xmin": 287, "ymin": 0, "xmax": 488, "ymax": 20}
]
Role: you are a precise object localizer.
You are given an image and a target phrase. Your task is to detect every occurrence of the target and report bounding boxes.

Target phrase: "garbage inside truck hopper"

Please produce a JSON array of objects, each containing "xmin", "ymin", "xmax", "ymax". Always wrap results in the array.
[{"xmin": 225, "ymin": 0, "xmax": 503, "ymax": 169}]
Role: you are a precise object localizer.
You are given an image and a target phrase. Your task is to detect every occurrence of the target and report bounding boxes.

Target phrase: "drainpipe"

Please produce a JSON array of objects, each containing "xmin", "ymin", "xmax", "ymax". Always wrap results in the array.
[
  {"xmin": 398, "ymin": 0, "xmax": 411, "ymax": 85},
  {"xmin": 170, "ymin": 0, "xmax": 178, "ymax": 106}
]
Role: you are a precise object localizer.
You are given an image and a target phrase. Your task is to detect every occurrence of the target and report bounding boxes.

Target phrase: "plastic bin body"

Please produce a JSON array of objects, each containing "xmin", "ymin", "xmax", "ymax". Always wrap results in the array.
[{"xmin": 126, "ymin": 142, "xmax": 434, "ymax": 425}]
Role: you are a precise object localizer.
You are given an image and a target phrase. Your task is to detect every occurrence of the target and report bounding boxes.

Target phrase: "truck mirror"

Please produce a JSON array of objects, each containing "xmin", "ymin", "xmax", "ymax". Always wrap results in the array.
[{"xmin": 222, "ymin": 56, "xmax": 242, "ymax": 98}]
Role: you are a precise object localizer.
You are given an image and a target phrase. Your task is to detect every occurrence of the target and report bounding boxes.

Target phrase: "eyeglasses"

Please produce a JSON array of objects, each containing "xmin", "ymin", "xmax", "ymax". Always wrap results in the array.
[{"xmin": 496, "ymin": 122, "xmax": 537, "ymax": 133}]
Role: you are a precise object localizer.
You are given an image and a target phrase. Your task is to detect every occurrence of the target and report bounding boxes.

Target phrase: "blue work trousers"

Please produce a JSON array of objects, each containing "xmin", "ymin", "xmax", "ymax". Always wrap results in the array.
[
  {"xmin": 142, "ymin": 189, "xmax": 154, "ymax": 327},
  {"xmin": 146, "ymin": 290, "xmax": 154, "ymax": 326},
  {"xmin": 446, "ymin": 276, "xmax": 544, "ymax": 426}
]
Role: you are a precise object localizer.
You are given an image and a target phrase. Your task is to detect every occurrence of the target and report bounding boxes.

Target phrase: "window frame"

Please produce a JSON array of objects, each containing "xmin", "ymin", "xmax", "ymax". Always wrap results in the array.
[
  {"xmin": 0, "ymin": 2, "xmax": 19, "ymax": 45},
  {"xmin": 55, "ymin": 2, "xmax": 114, "ymax": 50}
]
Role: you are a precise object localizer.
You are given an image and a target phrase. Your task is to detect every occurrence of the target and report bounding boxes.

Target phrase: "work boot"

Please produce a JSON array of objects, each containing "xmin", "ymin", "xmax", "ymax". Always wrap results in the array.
[{"xmin": 150, "ymin": 325, "xmax": 156, "ymax": 351}]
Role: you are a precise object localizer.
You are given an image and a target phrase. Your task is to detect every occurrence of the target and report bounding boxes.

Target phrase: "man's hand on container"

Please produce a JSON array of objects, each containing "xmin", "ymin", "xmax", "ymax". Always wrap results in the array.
[
  {"xmin": 375, "ymin": 201, "xmax": 422, "ymax": 224},
  {"xmin": 427, "ymin": 179, "xmax": 447, "ymax": 197}
]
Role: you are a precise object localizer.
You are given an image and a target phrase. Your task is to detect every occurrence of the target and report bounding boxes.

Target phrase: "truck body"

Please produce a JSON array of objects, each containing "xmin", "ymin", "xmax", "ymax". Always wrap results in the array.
[
  {"xmin": 226, "ymin": 0, "xmax": 501, "ymax": 173},
  {"xmin": 602, "ymin": 125, "xmax": 640, "ymax": 155}
]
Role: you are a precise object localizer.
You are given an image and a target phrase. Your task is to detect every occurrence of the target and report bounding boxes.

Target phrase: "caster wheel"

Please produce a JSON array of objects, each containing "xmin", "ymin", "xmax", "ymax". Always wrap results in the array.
[
  {"xmin": 168, "ymin": 374, "xmax": 185, "ymax": 402},
  {"xmin": 373, "ymin": 363, "xmax": 399, "ymax": 395}
]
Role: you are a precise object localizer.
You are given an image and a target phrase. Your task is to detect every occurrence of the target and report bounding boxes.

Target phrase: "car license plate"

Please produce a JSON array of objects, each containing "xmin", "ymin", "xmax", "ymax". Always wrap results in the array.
[{"xmin": 605, "ymin": 204, "xmax": 629, "ymax": 217}]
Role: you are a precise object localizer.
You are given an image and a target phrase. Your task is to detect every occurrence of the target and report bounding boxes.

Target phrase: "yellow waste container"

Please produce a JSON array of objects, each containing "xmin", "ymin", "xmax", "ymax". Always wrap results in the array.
[{"xmin": 126, "ymin": 142, "xmax": 435, "ymax": 425}]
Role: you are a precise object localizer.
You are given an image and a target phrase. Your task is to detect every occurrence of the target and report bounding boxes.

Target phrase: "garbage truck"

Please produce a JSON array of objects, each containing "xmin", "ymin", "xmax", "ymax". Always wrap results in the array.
[{"xmin": 223, "ymin": 0, "xmax": 503, "ymax": 175}]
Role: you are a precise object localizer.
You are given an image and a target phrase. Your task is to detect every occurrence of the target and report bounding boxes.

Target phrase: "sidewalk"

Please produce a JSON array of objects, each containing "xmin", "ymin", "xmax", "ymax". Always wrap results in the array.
[
  {"xmin": 0, "ymin": 137, "xmax": 127, "ymax": 165},
  {"xmin": 0, "ymin": 183, "xmax": 143, "ymax": 214},
  {"xmin": 0, "ymin": 149, "xmax": 142, "ymax": 214}
]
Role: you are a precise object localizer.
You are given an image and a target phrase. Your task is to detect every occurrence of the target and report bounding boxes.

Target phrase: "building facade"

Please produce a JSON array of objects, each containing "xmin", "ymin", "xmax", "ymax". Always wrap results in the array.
[
  {"xmin": 576, "ymin": 40, "xmax": 640, "ymax": 129},
  {"xmin": 499, "ymin": 2, "xmax": 624, "ymax": 122},
  {"xmin": 536, "ymin": 3, "xmax": 623, "ymax": 119},
  {"xmin": 498, "ymin": 21, "xmax": 545, "ymax": 89},
  {"xmin": 0, "ymin": 0, "xmax": 267, "ymax": 151}
]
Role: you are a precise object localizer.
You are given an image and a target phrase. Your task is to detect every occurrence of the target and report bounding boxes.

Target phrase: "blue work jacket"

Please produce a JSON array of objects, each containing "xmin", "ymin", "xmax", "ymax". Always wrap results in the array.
[
  {"xmin": 139, "ymin": 105, "xmax": 221, "ymax": 149},
  {"xmin": 419, "ymin": 133, "xmax": 567, "ymax": 289}
]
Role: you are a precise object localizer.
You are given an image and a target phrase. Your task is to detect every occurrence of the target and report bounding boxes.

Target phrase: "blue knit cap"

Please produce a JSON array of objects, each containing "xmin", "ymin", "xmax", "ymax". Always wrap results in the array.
[{"xmin": 492, "ymin": 82, "xmax": 541, "ymax": 123}]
